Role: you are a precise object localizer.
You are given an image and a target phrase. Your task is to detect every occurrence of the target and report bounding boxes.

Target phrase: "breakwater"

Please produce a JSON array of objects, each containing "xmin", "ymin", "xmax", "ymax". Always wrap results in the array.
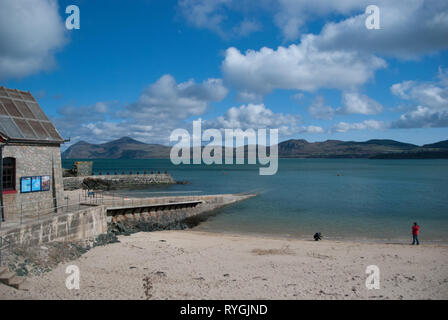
[
  {"xmin": 0, "ymin": 193, "xmax": 256, "ymax": 247},
  {"xmin": 107, "ymin": 193, "xmax": 256, "ymax": 235}
]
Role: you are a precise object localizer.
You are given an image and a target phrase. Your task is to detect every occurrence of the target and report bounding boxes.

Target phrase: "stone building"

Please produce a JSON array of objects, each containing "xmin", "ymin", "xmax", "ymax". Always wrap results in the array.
[{"xmin": 0, "ymin": 86, "xmax": 65, "ymax": 220}]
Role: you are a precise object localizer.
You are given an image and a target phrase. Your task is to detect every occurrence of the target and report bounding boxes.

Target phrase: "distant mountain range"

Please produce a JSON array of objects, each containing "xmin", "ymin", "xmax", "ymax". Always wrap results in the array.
[
  {"xmin": 62, "ymin": 137, "xmax": 171, "ymax": 159},
  {"xmin": 62, "ymin": 136, "xmax": 448, "ymax": 159},
  {"xmin": 278, "ymin": 139, "xmax": 448, "ymax": 158}
]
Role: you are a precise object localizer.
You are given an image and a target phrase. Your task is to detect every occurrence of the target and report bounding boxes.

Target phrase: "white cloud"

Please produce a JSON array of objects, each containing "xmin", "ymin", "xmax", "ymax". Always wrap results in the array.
[
  {"xmin": 82, "ymin": 122, "xmax": 156, "ymax": 142},
  {"xmin": 273, "ymin": 0, "xmax": 363, "ymax": 41},
  {"xmin": 440, "ymin": 67, "xmax": 448, "ymax": 87},
  {"xmin": 180, "ymin": 0, "xmax": 448, "ymax": 104},
  {"xmin": 0, "ymin": 0, "xmax": 67, "ymax": 80},
  {"xmin": 307, "ymin": 92, "xmax": 383, "ymax": 121},
  {"xmin": 59, "ymin": 101, "xmax": 109, "ymax": 120},
  {"xmin": 178, "ymin": 0, "xmax": 448, "ymax": 58},
  {"xmin": 315, "ymin": 0, "xmax": 448, "ymax": 59},
  {"xmin": 392, "ymin": 106, "xmax": 448, "ymax": 129},
  {"xmin": 206, "ymin": 103, "xmax": 300, "ymax": 135},
  {"xmin": 122, "ymin": 74, "xmax": 228, "ymax": 122},
  {"xmin": 177, "ymin": 0, "xmax": 364, "ymax": 41},
  {"xmin": 271, "ymin": 0, "xmax": 448, "ymax": 58},
  {"xmin": 204, "ymin": 103, "xmax": 323, "ymax": 136},
  {"xmin": 391, "ymin": 81, "xmax": 415, "ymax": 99},
  {"xmin": 222, "ymin": 38, "xmax": 386, "ymax": 100},
  {"xmin": 391, "ymin": 80, "xmax": 448, "ymax": 111},
  {"xmin": 307, "ymin": 96, "xmax": 334, "ymax": 120},
  {"xmin": 177, "ymin": 0, "xmax": 229, "ymax": 37},
  {"xmin": 53, "ymin": 102, "xmax": 114, "ymax": 141},
  {"xmin": 55, "ymin": 75, "xmax": 228, "ymax": 144},
  {"xmin": 177, "ymin": 0, "xmax": 261, "ymax": 38},
  {"xmin": 57, "ymin": 100, "xmax": 324, "ymax": 146},
  {"xmin": 339, "ymin": 92, "xmax": 383, "ymax": 115},
  {"xmin": 391, "ymin": 69, "xmax": 448, "ymax": 128},
  {"xmin": 302, "ymin": 125, "xmax": 324, "ymax": 134},
  {"xmin": 332, "ymin": 120, "xmax": 386, "ymax": 133}
]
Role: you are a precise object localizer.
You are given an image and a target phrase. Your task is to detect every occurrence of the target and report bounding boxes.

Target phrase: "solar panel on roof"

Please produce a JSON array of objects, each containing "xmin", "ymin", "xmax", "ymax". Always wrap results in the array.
[
  {"xmin": 13, "ymin": 118, "xmax": 37, "ymax": 139},
  {"xmin": 26, "ymin": 102, "xmax": 49, "ymax": 121},
  {"xmin": 28, "ymin": 120, "xmax": 50, "ymax": 139},
  {"xmin": 6, "ymin": 89, "xmax": 22, "ymax": 99},
  {"xmin": 0, "ymin": 98, "xmax": 23, "ymax": 117},
  {"xmin": 13, "ymin": 100, "xmax": 35, "ymax": 119},
  {"xmin": 0, "ymin": 102, "xmax": 9, "ymax": 116},
  {"xmin": 41, "ymin": 121, "xmax": 63, "ymax": 140},
  {"xmin": 19, "ymin": 91, "xmax": 36, "ymax": 102},
  {"xmin": 0, "ymin": 116, "xmax": 24, "ymax": 139},
  {"xmin": 0, "ymin": 87, "xmax": 63, "ymax": 142}
]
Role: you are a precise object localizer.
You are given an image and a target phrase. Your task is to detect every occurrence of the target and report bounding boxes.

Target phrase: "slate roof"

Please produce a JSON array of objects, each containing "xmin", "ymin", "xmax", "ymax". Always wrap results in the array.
[{"xmin": 0, "ymin": 86, "xmax": 64, "ymax": 144}]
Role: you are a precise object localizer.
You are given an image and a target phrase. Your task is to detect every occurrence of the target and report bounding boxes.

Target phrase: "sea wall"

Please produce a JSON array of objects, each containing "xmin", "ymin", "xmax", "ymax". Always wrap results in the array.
[
  {"xmin": 107, "ymin": 193, "xmax": 256, "ymax": 227},
  {"xmin": 0, "ymin": 205, "xmax": 107, "ymax": 247},
  {"xmin": 0, "ymin": 193, "xmax": 255, "ymax": 247},
  {"xmin": 63, "ymin": 173, "xmax": 175, "ymax": 190}
]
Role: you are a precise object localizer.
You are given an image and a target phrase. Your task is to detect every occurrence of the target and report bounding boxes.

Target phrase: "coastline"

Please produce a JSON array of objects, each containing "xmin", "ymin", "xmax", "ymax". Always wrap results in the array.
[
  {"xmin": 1, "ymin": 229, "xmax": 447, "ymax": 300},
  {"xmin": 61, "ymin": 158, "xmax": 448, "ymax": 244},
  {"xmin": 64, "ymin": 189, "xmax": 448, "ymax": 245},
  {"xmin": 191, "ymin": 227, "xmax": 448, "ymax": 245}
]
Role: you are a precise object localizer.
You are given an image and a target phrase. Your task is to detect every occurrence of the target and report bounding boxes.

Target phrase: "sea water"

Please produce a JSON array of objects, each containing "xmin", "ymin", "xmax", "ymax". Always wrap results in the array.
[{"xmin": 62, "ymin": 158, "xmax": 448, "ymax": 243}]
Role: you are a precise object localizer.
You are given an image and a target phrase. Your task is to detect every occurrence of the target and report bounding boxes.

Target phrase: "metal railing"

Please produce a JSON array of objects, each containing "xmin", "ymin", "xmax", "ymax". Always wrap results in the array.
[
  {"xmin": 0, "ymin": 190, "xmax": 205, "ymax": 230},
  {"xmin": 0, "ymin": 194, "xmax": 101, "ymax": 230},
  {"xmin": 94, "ymin": 190, "xmax": 204, "ymax": 208}
]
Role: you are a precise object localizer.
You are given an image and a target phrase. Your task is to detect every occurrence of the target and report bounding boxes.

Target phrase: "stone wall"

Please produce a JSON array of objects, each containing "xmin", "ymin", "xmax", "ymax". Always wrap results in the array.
[
  {"xmin": 0, "ymin": 193, "xmax": 255, "ymax": 247},
  {"xmin": 108, "ymin": 193, "xmax": 256, "ymax": 226},
  {"xmin": 2, "ymin": 144, "xmax": 64, "ymax": 219},
  {"xmin": 63, "ymin": 173, "xmax": 175, "ymax": 190},
  {"xmin": 0, "ymin": 205, "xmax": 107, "ymax": 247}
]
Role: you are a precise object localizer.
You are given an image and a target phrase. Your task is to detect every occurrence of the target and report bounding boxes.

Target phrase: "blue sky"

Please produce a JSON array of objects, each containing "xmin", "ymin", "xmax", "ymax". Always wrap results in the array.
[{"xmin": 1, "ymin": 0, "xmax": 448, "ymax": 148}]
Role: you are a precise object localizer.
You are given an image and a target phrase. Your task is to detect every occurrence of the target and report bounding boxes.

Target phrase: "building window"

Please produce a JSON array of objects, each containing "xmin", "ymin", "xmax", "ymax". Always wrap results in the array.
[{"xmin": 2, "ymin": 157, "xmax": 16, "ymax": 191}]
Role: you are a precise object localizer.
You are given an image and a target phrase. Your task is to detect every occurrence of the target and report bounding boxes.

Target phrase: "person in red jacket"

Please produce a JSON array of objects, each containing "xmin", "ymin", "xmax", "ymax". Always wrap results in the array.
[{"xmin": 412, "ymin": 222, "xmax": 420, "ymax": 245}]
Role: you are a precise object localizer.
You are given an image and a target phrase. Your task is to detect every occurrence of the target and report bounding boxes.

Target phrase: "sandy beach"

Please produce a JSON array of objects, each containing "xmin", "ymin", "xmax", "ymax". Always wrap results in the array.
[{"xmin": 1, "ymin": 230, "xmax": 447, "ymax": 300}]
